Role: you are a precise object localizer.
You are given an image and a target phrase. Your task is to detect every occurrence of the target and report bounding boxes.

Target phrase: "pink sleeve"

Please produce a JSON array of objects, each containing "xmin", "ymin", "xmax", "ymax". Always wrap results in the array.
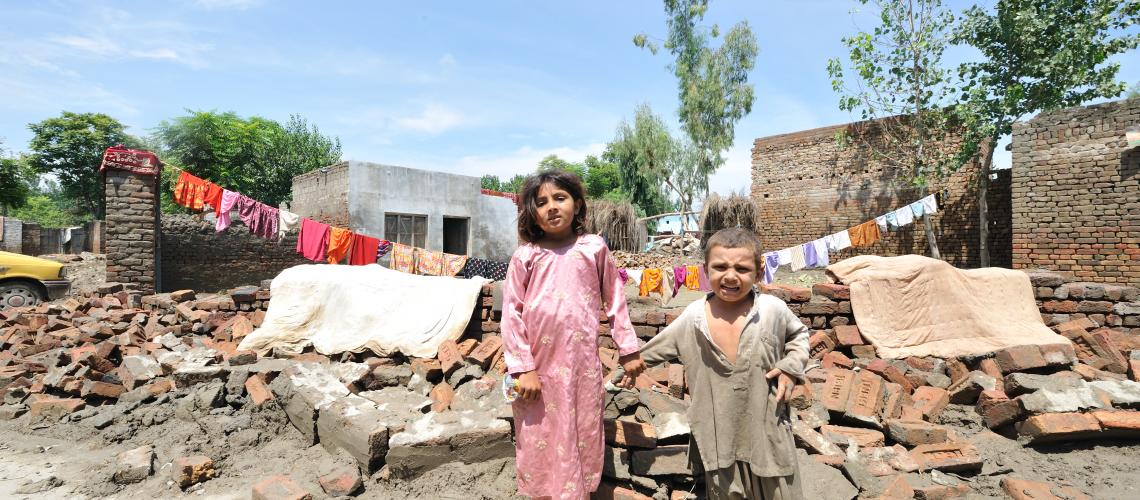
[
  {"xmin": 501, "ymin": 250, "xmax": 536, "ymax": 374},
  {"xmin": 596, "ymin": 240, "xmax": 640, "ymax": 356}
]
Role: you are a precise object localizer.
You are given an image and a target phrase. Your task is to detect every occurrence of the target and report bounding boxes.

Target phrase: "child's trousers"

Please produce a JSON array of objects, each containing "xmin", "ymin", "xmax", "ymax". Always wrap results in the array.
[{"xmin": 704, "ymin": 461, "xmax": 802, "ymax": 500}]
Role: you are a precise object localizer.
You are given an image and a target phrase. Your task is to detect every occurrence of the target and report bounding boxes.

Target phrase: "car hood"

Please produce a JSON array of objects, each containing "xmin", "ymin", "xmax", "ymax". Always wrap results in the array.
[{"xmin": 0, "ymin": 251, "xmax": 64, "ymax": 278}]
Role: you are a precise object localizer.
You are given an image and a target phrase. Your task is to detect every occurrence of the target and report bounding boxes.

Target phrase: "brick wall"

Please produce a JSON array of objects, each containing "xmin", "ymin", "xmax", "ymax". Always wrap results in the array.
[
  {"xmin": 104, "ymin": 169, "xmax": 159, "ymax": 293},
  {"xmin": 1011, "ymin": 97, "xmax": 1140, "ymax": 285},
  {"xmin": 0, "ymin": 218, "xmax": 22, "ymax": 253},
  {"xmin": 289, "ymin": 161, "xmax": 350, "ymax": 226},
  {"xmin": 751, "ymin": 118, "xmax": 1012, "ymax": 268},
  {"xmin": 159, "ymin": 214, "xmax": 310, "ymax": 293}
]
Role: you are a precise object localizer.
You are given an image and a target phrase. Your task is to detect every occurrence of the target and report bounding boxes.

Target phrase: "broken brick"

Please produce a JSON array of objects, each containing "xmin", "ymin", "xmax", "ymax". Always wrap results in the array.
[
  {"xmin": 1018, "ymin": 412, "xmax": 1103, "ymax": 442},
  {"xmin": 821, "ymin": 369, "xmax": 856, "ymax": 413},
  {"xmin": 911, "ymin": 386, "xmax": 950, "ymax": 422},
  {"xmin": 994, "ymin": 345, "xmax": 1047, "ymax": 373},
  {"xmin": 1089, "ymin": 410, "xmax": 1140, "ymax": 432},
  {"xmin": 604, "ymin": 418, "xmax": 657, "ymax": 448},
  {"xmin": 318, "ymin": 467, "xmax": 363, "ymax": 497},
  {"xmin": 886, "ymin": 419, "xmax": 949, "ymax": 447},
  {"xmin": 820, "ymin": 425, "xmax": 885, "ymax": 448},
  {"xmin": 914, "ymin": 484, "xmax": 972, "ymax": 500},
  {"xmin": 911, "ymin": 441, "xmax": 983, "ymax": 472},
  {"xmin": 667, "ymin": 363, "xmax": 685, "ymax": 400},
  {"xmin": 245, "ymin": 374, "xmax": 274, "ymax": 406},
  {"xmin": 430, "ymin": 382, "xmax": 454, "ymax": 413},
  {"xmin": 809, "ymin": 331, "xmax": 835, "ymax": 359},
  {"xmin": 821, "ymin": 351, "xmax": 853, "ymax": 370},
  {"xmin": 812, "ymin": 283, "xmax": 850, "ymax": 300},
  {"xmin": 171, "ymin": 455, "xmax": 216, "ymax": 488},
  {"xmin": 851, "ymin": 345, "xmax": 877, "ymax": 359},
  {"xmin": 252, "ymin": 475, "xmax": 312, "ymax": 500},
  {"xmin": 436, "ymin": 340, "xmax": 463, "ymax": 376},
  {"xmin": 1000, "ymin": 477, "xmax": 1091, "ymax": 500}
]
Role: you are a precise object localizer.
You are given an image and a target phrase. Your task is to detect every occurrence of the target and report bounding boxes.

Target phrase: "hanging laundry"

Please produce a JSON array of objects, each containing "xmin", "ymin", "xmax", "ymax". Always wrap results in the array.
[
  {"xmin": 909, "ymin": 200, "xmax": 925, "ymax": 218},
  {"xmin": 849, "ymin": 220, "xmax": 883, "ymax": 247},
  {"xmin": 875, "ymin": 215, "xmax": 889, "ymax": 234},
  {"xmin": 296, "ymin": 218, "xmax": 330, "ymax": 262},
  {"xmin": 920, "ymin": 194, "xmax": 939, "ymax": 214},
  {"xmin": 789, "ymin": 245, "xmax": 807, "ymax": 271},
  {"xmin": 202, "ymin": 182, "xmax": 224, "ymax": 213},
  {"xmin": 390, "ymin": 243, "xmax": 416, "ymax": 273},
  {"xmin": 172, "ymin": 171, "xmax": 210, "ymax": 211},
  {"xmin": 894, "ymin": 206, "xmax": 914, "ymax": 226},
  {"xmin": 885, "ymin": 211, "xmax": 900, "ymax": 230},
  {"xmin": 626, "ymin": 269, "xmax": 643, "ymax": 288},
  {"xmin": 826, "ymin": 230, "xmax": 852, "ymax": 252},
  {"xmin": 618, "ymin": 268, "xmax": 629, "ymax": 285},
  {"xmin": 237, "ymin": 196, "xmax": 279, "ymax": 239},
  {"xmin": 377, "ymin": 239, "xmax": 393, "ymax": 259},
  {"xmin": 416, "ymin": 249, "xmax": 445, "ymax": 276},
  {"xmin": 697, "ymin": 266, "xmax": 711, "ymax": 291},
  {"xmin": 442, "ymin": 253, "xmax": 468, "ymax": 277},
  {"xmin": 762, "ymin": 252, "xmax": 779, "ymax": 284},
  {"xmin": 811, "ymin": 238, "xmax": 830, "ymax": 268},
  {"xmin": 327, "ymin": 227, "xmax": 353, "ymax": 264},
  {"xmin": 659, "ymin": 268, "xmax": 674, "ymax": 306},
  {"xmin": 639, "ymin": 269, "xmax": 664, "ymax": 297},
  {"xmin": 672, "ymin": 266, "xmax": 686, "ymax": 298},
  {"xmin": 347, "ymin": 232, "xmax": 380, "ymax": 266},
  {"xmin": 461, "ymin": 257, "xmax": 510, "ymax": 281},
  {"xmin": 777, "ymin": 248, "xmax": 793, "ymax": 266},
  {"xmin": 684, "ymin": 265, "xmax": 701, "ymax": 290},
  {"xmin": 278, "ymin": 209, "xmax": 300, "ymax": 240},
  {"xmin": 214, "ymin": 190, "xmax": 241, "ymax": 232}
]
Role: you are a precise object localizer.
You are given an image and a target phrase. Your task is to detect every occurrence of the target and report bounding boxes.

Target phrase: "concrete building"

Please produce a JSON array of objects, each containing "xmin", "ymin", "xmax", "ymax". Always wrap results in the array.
[{"xmin": 289, "ymin": 161, "xmax": 518, "ymax": 261}]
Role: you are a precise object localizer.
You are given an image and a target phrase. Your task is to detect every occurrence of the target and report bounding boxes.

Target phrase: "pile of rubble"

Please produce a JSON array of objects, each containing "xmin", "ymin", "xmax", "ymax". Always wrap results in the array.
[
  {"xmin": 611, "ymin": 251, "xmax": 693, "ymax": 271},
  {"xmin": 647, "ymin": 234, "xmax": 700, "ymax": 256}
]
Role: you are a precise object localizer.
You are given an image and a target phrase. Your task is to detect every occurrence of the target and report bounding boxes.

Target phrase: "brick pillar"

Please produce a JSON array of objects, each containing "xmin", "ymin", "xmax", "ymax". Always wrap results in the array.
[{"xmin": 104, "ymin": 168, "xmax": 161, "ymax": 293}]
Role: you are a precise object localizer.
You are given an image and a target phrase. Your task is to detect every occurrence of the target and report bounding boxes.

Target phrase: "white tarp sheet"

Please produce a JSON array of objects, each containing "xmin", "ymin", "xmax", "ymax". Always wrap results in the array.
[{"xmin": 238, "ymin": 264, "xmax": 488, "ymax": 358}]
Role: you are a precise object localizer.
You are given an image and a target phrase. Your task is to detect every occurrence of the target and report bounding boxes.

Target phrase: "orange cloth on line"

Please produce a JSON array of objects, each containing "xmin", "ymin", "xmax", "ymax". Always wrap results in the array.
[
  {"xmin": 442, "ymin": 253, "xmax": 468, "ymax": 277},
  {"xmin": 416, "ymin": 249, "xmax": 445, "ymax": 275},
  {"xmin": 326, "ymin": 227, "xmax": 353, "ymax": 264},
  {"xmin": 639, "ymin": 268, "xmax": 664, "ymax": 296},
  {"xmin": 172, "ymin": 170, "xmax": 210, "ymax": 211},
  {"xmin": 390, "ymin": 243, "xmax": 415, "ymax": 273},
  {"xmin": 202, "ymin": 181, "xmax": 224, "ymax": 213},
  {"xmin": 848, "ymin": 220, "xmax": 883, "ymax": 248},
  {"xmin": 684, "ymin": 265, "xmax": 701, "ymax": 290}
]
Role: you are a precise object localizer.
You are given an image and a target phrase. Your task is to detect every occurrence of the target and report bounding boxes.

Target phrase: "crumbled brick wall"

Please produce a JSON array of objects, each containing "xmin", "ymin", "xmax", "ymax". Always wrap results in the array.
[
  {"xmin": 1011, "ymin": 98, "xmax": 1140, "ymax": 285},
  {"xmin": 289, "ymin": 161, "xmax": 350, "ymax": 226},
  {"xmin": 160, "ymin": 214, "xmax": 309, "ymax": 293},
  {"xmin": 104, "ymin": 170, "xmax": 159, "ymax": 293},
  {"xmin": 20, "ymin": 223, "xmax": 41, "ymax": 256},
  {"xmin": 1, "ymin": 218, "xmax": 22, "ymax": 253},
  {"xmin": 751, "ymin": 119, "xmax": 1012, "ymax": 268}
]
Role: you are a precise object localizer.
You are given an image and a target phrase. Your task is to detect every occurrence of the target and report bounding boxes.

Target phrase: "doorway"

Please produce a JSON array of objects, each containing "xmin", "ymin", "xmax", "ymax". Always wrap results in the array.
[{"xmin": 443, "ymin": 217, "xmax": 469, "ymax": 255}]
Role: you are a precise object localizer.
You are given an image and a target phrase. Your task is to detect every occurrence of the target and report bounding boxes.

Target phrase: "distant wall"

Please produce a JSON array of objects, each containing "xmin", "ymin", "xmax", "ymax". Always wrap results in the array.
[
  {"xmin": 290, "ymin": 161, "xmax": 350, "ymax": 226},
  {"xmin": 1011, "ymin": 97, "xmax": 1140, "ymax": 285},
  {"xmin": 159, "ymin": 214, "xmax": 309, "ymax": 293}
]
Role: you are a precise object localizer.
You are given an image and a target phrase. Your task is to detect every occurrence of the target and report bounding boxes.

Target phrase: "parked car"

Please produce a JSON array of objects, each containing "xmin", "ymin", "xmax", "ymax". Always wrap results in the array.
[{"xmin": 0, "ymin": 251, "xmax": 71, "ymax": 308}]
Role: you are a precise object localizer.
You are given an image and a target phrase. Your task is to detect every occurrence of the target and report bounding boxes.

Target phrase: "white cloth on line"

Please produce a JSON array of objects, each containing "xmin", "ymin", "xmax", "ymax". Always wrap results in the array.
[
  {"xmin": 921, "ymin": 194, "xmax": 938, "ymax": 214},
  {"xmin": 875, "ymin": 215, "xmax": 889, "ymax": 234},
  {"xmin": 789, "ymin": 245, "xmax": 807, "ymax": 272},
  {"xmin": 627, "ymin": 269, "xmax": 643, "ymax": 287},
  {"xmin": 894, "ymin": 206, "xmax": 914, "ymax": 226},
  {"xmin": 827, "ymin": 230, "xmax": 852, "ymax": 251},
  {"xmin": 777, "ymin": 248, "xmax": 793, "ymax": 266},
  {"xmin": 277, "ymin": 209, "xmax": 301, "ymax": 240}
]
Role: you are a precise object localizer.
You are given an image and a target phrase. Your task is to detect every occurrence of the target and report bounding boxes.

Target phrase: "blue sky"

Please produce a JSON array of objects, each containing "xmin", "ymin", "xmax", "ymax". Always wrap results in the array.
[{"xmin": 2, "ymin": 0, "xmax": 1138, "ymax": 233}]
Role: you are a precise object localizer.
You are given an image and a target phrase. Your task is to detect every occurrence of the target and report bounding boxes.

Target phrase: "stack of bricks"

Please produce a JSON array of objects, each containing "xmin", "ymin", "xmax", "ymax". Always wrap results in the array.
[
  {"xmin": 104, "ymin": 169, "xmax": 160, "ymax": 294},
  {"xmin": 1031, "ymin": 270, "xmax": 1140, "ymax": 335},
  {"xmin": 160, "ymin": 214, "xmax": 309, "ymax": 293}
]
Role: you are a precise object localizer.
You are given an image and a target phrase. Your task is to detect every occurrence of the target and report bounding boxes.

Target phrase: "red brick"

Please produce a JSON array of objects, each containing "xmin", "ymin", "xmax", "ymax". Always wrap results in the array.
[
  {"xmin": 456, "ymin": 338, "xmax": 478, "ymax": 357},
  {"xmin": 914, "ymin": 484, "xmax": 972, "ymax": 500},
  {"xmin": 911, "ymin": 441, "xmax": 983, "ymax": 472},
  {"xmin": 596, "ymin": 482, "xmax": 652, "ymax": 500},
  {"xmin": 1017, "ymin": 413, "xmax": 1102, "ymax": 442},
  {"xmin": 317, "ymin": 467, "xmax": 362, "ymax": 497},
  {"xmin": 812, "ymin": 283, "xmax": 850, "ymax": 300},
  {"xmin": 911, "ymin": 387, "xmax": 950, "ymax": 422},
  {"xmin": 851, "ymin": 345, "xmax": 877, "ymax": 359},
  {"xmin": 944, "ymin": 358, "xmax": 969, "ymax": 384},
  {"xmin": 820, "ymin": 425, "xmax": 885, "ymax": 448},
  {"xmin": 821, "ymin": 369, "xmax": 856, "ymax": 412},
  {"xmin": 466, "ymin": 335, "xmax": 502, "ymax": 369},
  {"xmin": 844, "ymin": 369, "xmax": 885, "ymax": 423},
  {"xmin": 978, "ymin": 359, "xmax": 1004, "ymax": 390},
  {"xmin": 1000, "ymin": 477, "xmax": 1091, "ymax": 500},
  {"xmin": 245, "ymin": 374, "xmax": 274, "ymax": 406},
  {"xmin": 905, "ymin": 357, "xmax": 936, "ymax": 372},
  {"xmin": 1088, "ymin": 330, "xmax": 1128, "ymax": 373},
  {"xmin": 172, "ymin": 455, "xmax": 216, "ymax": 488},
  {"xmin": 886, "ymin": 419, "xmax": 949, "ymax": 446},
  {"xmin": 809, "ymin": 331, "xmax": 835, "ymax": 359},
  {"xmin": 604, "ymin": 419, "xmax": 657, "ymax": 448},
  {"xmin": 1054, "ymin": 317, "xmax": 1096, "ymax": 333},
  {"xmin": 874, "ymin": 474, "xmax": 914, "ymax": 499},
  {"xmin": 251, "ymin": 475, "xmax": 312, "ymax": 500},
  {"xmin": 821, "ymin": 351, "xmax": 853, "ymax": 370},
  {"xmin": 1039, "ymin": 342, "xmax": 1077, "ymax": 366},
  {"xmin": 982, "ymin": 397, "xmax": 1024, "ymax": 429},
  {"xmin": 812, "ymin": 454, "xmax": 845, "ymax": 467},
  {"xmin": 28, "ymin": 397, "xmax": 85, "ymax": 419},
  {"xmin": 832, "ymin": 325, "xmax": 863, "ymax": 347},
  {"xmin": 410, "ymin": 358, "xmax": 442, "ymax": 381},
  {"xmin": 866, "ymin": 359, "xmax": 890, "ymax": 376},
  {"xmin": 1073, "ymin": 363, "xmax": 1126, "ymax": 381},
  {"xmin": 880, "ymin": 382, "xmax": 911, "ymax": 420},
  {"xmin": 1130, "ymin": 359, "xmax": 1140, "ymax": 382},
  {"xmin": 645, "ymin": 311, "xmax": 666, "ymax": 326},
  {"xmin": 436, "ymin": 340, "xmax": 463, "ymax": 376},
  {"xmin": 82, "ymin": 381, "xmax": 126, "ymax": 399},
  {"xmin": 994, "ymin": 345, "xmax": 1047, "ymax": 373},
  {"xmin": 1090, "ymin": 410, "xmax": 1140, "ymax": 432},
  {"xmin": 430, "ymin": 382, "xmax": 454, "ymax": 413}
]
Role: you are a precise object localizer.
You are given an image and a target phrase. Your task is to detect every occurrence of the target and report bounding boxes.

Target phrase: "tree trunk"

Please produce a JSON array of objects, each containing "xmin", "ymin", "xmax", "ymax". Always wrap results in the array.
[
  {"xmin": 922, "ymin": 212, "xmax": 941, "ymax": 260},
  {"xmin": 977, "ymin": 139, "xmax": 994, "ymax": 268}
]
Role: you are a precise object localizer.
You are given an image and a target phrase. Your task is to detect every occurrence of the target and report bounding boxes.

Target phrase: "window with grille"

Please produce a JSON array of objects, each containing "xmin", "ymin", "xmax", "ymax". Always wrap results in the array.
[{"xmin": 384, "ymin": 213, "xmax": 427, "ymax": 248}]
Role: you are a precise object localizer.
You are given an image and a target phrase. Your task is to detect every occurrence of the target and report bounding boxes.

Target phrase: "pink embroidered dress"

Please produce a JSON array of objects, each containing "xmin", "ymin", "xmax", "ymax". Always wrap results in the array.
[{"xmin": 501, "ymin": 234, "xmax": 640, "ymax": 499}]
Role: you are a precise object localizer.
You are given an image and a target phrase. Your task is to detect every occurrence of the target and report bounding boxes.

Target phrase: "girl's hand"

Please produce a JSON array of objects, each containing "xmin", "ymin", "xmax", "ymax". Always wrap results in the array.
[
  {"xmin": 765, "ymin": 368, "xmax": 796, "ymax": 403},
  {"xmin": 617, "ymin": 353, "xmax": 647, "ymax": 389},
  {"xmin": 517, "ymin": 371, "xmax": 542, "ymax": 401}
]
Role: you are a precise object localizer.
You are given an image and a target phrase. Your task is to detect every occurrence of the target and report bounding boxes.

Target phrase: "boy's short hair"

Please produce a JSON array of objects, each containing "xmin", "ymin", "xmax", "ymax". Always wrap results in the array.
[{"xmin": 704, "ymin": 227, "xmax": 764, "ymax": 274}]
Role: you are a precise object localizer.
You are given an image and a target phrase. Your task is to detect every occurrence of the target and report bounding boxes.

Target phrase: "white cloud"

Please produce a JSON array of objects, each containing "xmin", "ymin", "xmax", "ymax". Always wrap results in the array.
[
  {"xmin": 394, "ymin": 103, "xmax": 468, "ymax": 134},
  {"xmin": 418, "ymin": 142, "xmax": 608, "ymax": 180},
  {"xmin": 0, "ymin": 77, "xmax": 139, "ymax": 116},
  {"xmin": 708, "ymin": 144, "xmax": 755, "ymax": 196},
  {"xmin": 193, "ymin": 0, "xmax": 263, "ymax": 10},
  {"xmin": 439, "ymin": 53, "xmax": 456, "ymax": 66},
  {"xmin": 50, "ymin": 35, "xmax": 120, "ymax": 56}
]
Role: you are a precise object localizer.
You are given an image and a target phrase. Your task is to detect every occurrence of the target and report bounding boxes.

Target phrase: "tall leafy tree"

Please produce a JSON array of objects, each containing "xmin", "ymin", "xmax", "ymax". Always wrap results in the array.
[
  {"xmin": 582, "ymin": 155, "xmax": 623, "ymax": 199},
  {"xmin": 635, "ymin": 0, "xmax": 758, "ymax": 194},
  {"xmin": 606, "ymin": 104, "xmax": 697, "ymax": 228},
  {"xmin": 537, "ymin": 154, "xmax": 587, "ymax": 181},
  {"xmin": 0, "ymin": 140, "xmax": 32, "ymax": 212},
  {"xmin": 480, "ymin": 174, "xmax": 503, "ymax": 191},
  {"xmin": 155, "ymin": 111, "xmax": 341, "ymax": 208},
  {"xmin": 26, "ymin": 112, "xmax": 141, "ymax": 220},
  {"xmin": 954, "ymin": 0, "xmax": 1140, "ymax": 266},
  {"xmin": 827, "ymin": 0, "xmax": 960, "ymax": 259},
  {"xmin": 502, "ymin": 174, "xmax": 528, "ymax": 194}
]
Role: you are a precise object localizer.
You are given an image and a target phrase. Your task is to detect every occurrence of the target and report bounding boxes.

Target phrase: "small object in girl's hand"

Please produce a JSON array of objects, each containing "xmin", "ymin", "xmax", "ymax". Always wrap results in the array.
[{"xmin": 502, "ymin": 374, "xmax": 521, "ymax": 403}]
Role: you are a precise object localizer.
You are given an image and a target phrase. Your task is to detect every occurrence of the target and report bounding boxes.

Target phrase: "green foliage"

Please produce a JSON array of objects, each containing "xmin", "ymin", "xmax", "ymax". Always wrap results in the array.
[
  {"xmin": 480, "ymin": 174, "xmax": 503, "ymax": 191},
  {"xmin": 0, "ymin": 141, "xmax": 33, "ymax": 211},
  {"xmin": 582, "ymin": 155, "xmax": 622, "ymax": 199},
  {"xmin": 154, "ymin": 110, "xmax": 341, "ymax": 209},
  {"xmin": 955, "ymin": 0, "xmax": 1140, "ymax": 143},
  {"xmin": 537, "ymin": 154, "xmax": 587, "ymax": 181},
  {"xmin": 8, "ymin": 194, "xmax": 85, "ymax": 228},
  {"xmin": 502, "ymin": 174, "xmax": 527, "ymax": 194},
  {"xmin": 25, "ymin": 112, "xmax": 141, "ymax": 220},
  {"xmin": 605, "ymin": 104, "xmax": 699, "ymax": 226},
  {"xmin": 826, "ymin": 0, "xmax": 963, "ymax": 186},
  {"xmin": 636, "ymin": 0, "xmax": 758, "ymax": 190}
]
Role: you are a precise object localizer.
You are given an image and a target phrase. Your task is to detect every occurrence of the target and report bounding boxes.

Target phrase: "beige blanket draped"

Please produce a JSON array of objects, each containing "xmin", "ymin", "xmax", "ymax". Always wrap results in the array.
[{"xmin": 827, "ymin": 255, "xmax": 1070, "ymax": 359}]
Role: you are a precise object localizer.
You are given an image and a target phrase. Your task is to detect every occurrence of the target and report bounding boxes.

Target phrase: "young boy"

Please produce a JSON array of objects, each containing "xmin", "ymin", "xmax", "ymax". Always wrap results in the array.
[{"xmin": 625, "ymin": 227, "xmax": 810, "ymax": 499}]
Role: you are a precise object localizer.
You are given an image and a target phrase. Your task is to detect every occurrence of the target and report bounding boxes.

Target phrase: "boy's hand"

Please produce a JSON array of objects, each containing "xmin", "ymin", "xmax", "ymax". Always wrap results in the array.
[
  {"xmin": 617, "ymin": 353, "xmax": 647, "ymax": 389},
  {"xmin": 765, "ymin": 368, "xmax": 796, "ymax": 403},
  {"xmin": 517, "ymin": 370, "xmax": 542, "ymax": 401}
]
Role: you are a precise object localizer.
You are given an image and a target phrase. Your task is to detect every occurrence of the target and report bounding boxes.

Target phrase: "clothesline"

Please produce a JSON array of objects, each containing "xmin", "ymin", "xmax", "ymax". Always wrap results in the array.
[{"xmin": 760, "ymin": 193, "xmax": 941, "ymax": 284}]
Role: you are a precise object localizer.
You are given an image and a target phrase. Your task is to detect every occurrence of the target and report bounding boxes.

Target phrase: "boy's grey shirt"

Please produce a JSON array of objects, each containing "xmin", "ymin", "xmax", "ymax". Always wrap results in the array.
[{"xmin": 638, "ymin": 290, "xmax": 811, "ymax": 476}]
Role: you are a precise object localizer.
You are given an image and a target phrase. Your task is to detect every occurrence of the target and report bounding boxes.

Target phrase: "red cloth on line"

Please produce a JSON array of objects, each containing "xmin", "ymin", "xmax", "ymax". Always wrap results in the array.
[
  {"xmin": 202, "ymin": 182, "xmax": 224, "ymax": 213},
  {"xmin": 296, "ymin": 218, "xmax": 330, "ymax": 262},
  {"xmin": 348, "ymin": 233, "xmax": 381, "ymax": 265}
]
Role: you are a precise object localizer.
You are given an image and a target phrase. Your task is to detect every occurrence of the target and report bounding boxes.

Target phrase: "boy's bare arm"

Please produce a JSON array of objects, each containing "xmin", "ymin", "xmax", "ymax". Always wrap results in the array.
[
  {"xmin": 773, "ymin": 303, "xmax": 811, "ymax": 380},
  {"xmin": 638, "ymin": 310, "xmax": 683, "ymax": 368}
]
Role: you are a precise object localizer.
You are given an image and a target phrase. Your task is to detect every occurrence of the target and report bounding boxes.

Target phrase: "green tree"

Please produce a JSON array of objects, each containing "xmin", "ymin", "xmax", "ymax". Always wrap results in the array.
[
  {"xmin": 480, "ymin": 174, "xmax": 503, "ymax": 191},
  {"xmin": 9, "ymin": 194, "xmax": 84, "ymax": 228},
  {"xmin": 582, "ymin": 155, "xmax": 623, "ymax": 199},
  {"xmin": 537, "ymin": 154, "xmax": 587, "ymax": 181},
  {"xmin": 605, "ymin": 104, "xmax": 691, "ymax": 228},
  {"xmin": 635, "ymin": 0, "xmax": 758, "ymax": 194},
  {"xmin": 502, "ymin": 174, "xmax": 528, "ymax": 194},
  {"xmin": 827, "ymin": 0, "xmax": 960, "ymax": 259},
  {"xmin": 0, "ymin": 140, "xmax": 33, "ymax": 212},
  {"xmin": 155, "ymin": 111, "xmax": 341, "ymax": 209},
  {"xmin": 26, "ymin": 112, "xmax": 141, "ymax": 220},
  {"xmin": 954, "ymin": 0, "xmax": 1140, "ymax": 266}
]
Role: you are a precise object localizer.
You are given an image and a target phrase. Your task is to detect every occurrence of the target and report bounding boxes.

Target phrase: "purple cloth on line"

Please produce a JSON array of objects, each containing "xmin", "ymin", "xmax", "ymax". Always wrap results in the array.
[
  {"xmin": 618, "ymin": 268, "xmax": 629, "ymax": 284},
  {"xmin": 763, "ymin": 251, "xmax": 779, "ymax": 284},
  {"xmin": 237, "ymin": 195, "xmax": 279, "ymax": 240},
  {"xmin": 803, "ymin": 242, "xmax": 820, "ymax": 269}
]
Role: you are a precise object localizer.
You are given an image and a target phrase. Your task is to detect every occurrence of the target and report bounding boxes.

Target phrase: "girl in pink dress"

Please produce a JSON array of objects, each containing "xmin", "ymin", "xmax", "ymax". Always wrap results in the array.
[{"xmin": 501, "ymin": 170, "xmax": 647, "ymax": 499}]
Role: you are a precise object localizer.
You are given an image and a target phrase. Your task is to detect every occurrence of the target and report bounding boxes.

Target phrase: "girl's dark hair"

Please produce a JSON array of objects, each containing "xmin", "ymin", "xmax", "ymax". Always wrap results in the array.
[{"xmin": 517, "ymin": 170, "xmax": 588, "ymax": 243}]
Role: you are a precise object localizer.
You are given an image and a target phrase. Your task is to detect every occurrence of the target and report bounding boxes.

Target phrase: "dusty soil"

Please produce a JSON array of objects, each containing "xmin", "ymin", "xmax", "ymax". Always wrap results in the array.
[{"xmin": 40, "ymin": 252, "xmax": 106, "ymax": 297}]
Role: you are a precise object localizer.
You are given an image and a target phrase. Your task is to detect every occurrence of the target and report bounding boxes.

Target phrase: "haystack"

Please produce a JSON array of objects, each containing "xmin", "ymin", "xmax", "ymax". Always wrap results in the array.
[
  {"xmin": 585, "ymin": 199, "xmax": 648, "ymax": 252},
  {"xmin": 698, "ymin": 193, "xmax": 761, "ymax": 245}
]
